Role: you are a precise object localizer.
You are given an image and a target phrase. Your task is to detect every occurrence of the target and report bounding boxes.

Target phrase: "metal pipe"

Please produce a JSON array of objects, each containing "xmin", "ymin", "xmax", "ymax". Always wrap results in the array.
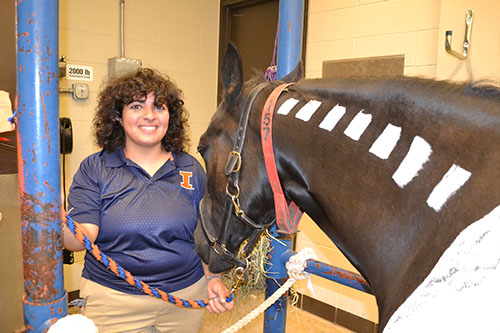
[
  {"xmin": 305, "ymin": 260, "xmax": 372, "ymax": 294},
  {"xmin": 265, "ymin": 1, "xmax": 304, "ymax": 331},
  {"xmin": 16, "ymin": 0, "xmax": 67, "ymax": 331},
  {"xmin": 120, "ymin": 0, "xmax": 125, "ymax": 57},
  {"xmin": 276, "ymin": 0, "xmax": 305, "ymax": 80},
  {"xmin": 264, "ymin": 226, "xmax": 294, "ymax": 333},
  {"xmin": 277, "ymin": 251, "xmax": 373, "ymax": 294}
]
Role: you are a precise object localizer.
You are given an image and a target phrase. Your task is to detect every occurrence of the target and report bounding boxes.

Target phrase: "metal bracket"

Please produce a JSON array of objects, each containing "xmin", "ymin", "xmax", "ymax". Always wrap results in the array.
[{"xmin": 445, "ymin": 10, "xmax": 474, "ymax": 60}]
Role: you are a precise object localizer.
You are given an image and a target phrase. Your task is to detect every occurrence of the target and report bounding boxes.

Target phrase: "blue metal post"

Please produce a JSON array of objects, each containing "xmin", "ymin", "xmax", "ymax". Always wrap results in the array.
[
  {"xmin": 264, "ymin": 225, "xmax": 294, "ymax": 333},
  {"xmin": 305, "ymin": 259, "xmax": 372, "ymax": 294},
  {"xmin": 280, "ymin": 251, "xmax": 373, "ymax": 294},
  {"xmin": 16, "ymin": 0, "xmax": 67, "ymax": 331},
  {"xmin": 265, "ymin": 0, "xmax": 304, "ymax": 332},
  {"xmin": 276, "ymin": 0, "xmax": 305, "ymax": 80}
]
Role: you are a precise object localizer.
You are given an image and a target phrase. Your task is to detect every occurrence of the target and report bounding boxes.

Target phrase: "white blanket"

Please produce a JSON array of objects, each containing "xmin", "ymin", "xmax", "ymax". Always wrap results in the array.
[{"xmin": 385, "ymin": 205, "xmax": 500, "ymax": 332}]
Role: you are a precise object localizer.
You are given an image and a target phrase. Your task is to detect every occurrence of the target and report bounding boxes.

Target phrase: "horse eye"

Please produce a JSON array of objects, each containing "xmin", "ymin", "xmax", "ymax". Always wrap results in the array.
[{"xmin": 197, "ymin": 145, "xmax": 208, "ymax": 157}]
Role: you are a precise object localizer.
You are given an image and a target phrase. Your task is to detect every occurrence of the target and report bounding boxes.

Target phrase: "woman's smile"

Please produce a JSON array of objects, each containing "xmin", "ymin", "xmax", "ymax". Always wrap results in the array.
[{"xmin": 122, "ymin": 92, "xmax": 169, "ymax": 151}]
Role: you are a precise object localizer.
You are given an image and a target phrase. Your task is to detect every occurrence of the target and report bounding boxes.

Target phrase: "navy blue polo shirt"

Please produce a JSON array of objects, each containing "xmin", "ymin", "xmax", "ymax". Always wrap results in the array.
[{"xmin": 67, "ymin": 148, "xmax": 205, "ymax": 294}]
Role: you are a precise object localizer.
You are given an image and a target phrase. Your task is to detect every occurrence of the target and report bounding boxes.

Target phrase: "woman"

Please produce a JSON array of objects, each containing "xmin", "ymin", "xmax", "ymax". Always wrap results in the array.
[{"xmin": 63, "ymin": 68, "xmax": 233, "ymax": 332}]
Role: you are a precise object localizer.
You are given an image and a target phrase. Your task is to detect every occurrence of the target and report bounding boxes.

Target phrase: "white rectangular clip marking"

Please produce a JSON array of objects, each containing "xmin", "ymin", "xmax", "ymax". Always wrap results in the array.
[
  {"xmin": 392, "ymin": 136, "xmax": 432, "ymax": 188},
  {"xmin": 427, "ymin": 164, "xmax": 471, "ymax": 212},
  {"xmin": 344, "ymin": 110, "xmax": 372, "ymax": 141},
  {"xmin": 319, "ymin": 104, "xmax": 346, "ymax": 131},
  {"xmin": 277, "ymin": 98, "xmax": 300, "ymax": 115}
]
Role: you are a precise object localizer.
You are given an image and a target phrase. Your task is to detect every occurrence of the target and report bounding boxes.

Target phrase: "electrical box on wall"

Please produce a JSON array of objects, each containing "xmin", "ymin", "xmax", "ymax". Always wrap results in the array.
[
  {"xmin": 108, "ymin": 57, "xmax": 142, "ymax": 77},
  {"xmin": 59, "ymin": 83, "xmax": 89, "ymax": 100},
  {"xmin": 72, "ymin": 83, "xmax": 89, "ymax": 100}
]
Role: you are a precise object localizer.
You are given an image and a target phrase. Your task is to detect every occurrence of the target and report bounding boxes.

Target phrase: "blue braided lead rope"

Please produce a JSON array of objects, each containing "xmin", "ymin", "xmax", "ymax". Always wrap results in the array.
[{"xmin": 65, "ymin": 214, "xmax": 234, "ymax": 308}]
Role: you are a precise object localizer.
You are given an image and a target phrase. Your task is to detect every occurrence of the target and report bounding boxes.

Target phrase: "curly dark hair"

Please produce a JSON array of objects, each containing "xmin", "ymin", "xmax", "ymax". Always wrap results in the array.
[{"xmin": 93, "ymin": 68, "xmax": 190, "ymax": 153}]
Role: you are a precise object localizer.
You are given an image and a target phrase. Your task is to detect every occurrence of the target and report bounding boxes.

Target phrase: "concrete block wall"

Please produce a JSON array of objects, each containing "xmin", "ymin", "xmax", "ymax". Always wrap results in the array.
[
  {"xmin": 295, "ymin": 0, "xmax": 442, "ymax": 323},
  {"xmin": 305, "ymin": 0, "xmax": 440, "ymax": 79},
  {"xmin": 59, "ymin": 0, "xmax": 220, "ymax": 293}
]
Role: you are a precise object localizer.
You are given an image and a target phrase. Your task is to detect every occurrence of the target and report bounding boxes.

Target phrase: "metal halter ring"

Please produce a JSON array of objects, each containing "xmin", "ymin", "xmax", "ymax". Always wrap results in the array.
[
  {"xmin": 233, "ymin": 266, "xmax": 247, "ymax": 280},
  {"xmin": 226, "ymin": 184, "xmax": 244, "ymax": 215},
  {"xmin": 225, "ymin": 183, "xmax": 240, "ymax": 200},
  {"xmin": 230, "ymin": 265, "xmax": 249, "ymax": 293}
]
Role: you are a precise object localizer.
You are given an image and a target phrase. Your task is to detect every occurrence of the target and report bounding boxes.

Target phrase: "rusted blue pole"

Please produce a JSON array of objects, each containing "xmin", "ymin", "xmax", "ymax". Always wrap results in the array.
[
  {"xmin": 305, "ymin": 259, "xmax": 373, "ymax": 294},
  {"xmin": 264, "ymin": 226, "xmax": 294, "ymax": 333},
  {"xmin": 16, "ymin": 0, "xmax": 67, "ymax": 331},
  {"xmin": 276, "ymin": 0, "xmax": 304, "ymax": 80},
  {"xmin": 265, "ymin": 0, "xmax": 304, "ymax": 332},
  {"xmin": 279, "ymin": 251, "xmax": 373, "ymax": 294}
]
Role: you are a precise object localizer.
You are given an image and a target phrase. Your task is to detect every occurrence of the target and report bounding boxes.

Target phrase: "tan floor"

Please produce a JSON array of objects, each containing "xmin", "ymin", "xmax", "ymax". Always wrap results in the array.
[
  {"xmin": 67, "ymin": 291, "xmax": 352, "ymax": 332},
  {"xmin": 201, "ymin": 291, "xmax": 353, "ymax": 333}
]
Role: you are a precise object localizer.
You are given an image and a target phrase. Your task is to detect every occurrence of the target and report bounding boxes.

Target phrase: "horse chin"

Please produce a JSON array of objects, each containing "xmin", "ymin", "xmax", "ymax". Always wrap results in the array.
[
  {"xmin": 194, "ymin": 221, "xmax": 235, "ymax": 273},
  {"xmin": 207, "ymin": 252, "xmax": 235, "ymax": 274}
]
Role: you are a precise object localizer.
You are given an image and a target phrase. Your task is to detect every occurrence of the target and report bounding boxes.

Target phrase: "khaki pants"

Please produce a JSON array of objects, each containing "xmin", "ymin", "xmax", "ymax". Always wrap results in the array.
[{"xmin": 80, "ymin": 277, "xmax": 207, "ymax": 333}]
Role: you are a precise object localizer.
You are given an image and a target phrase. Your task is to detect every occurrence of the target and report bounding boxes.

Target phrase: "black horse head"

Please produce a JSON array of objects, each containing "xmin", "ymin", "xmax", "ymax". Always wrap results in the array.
[
  {"xmin": 194, "ymin": 43, "xmax": 500, "ymax": 330},
  {"xmin": 194, "ymin": 43, "xmax": 302, "ymax": 273}
]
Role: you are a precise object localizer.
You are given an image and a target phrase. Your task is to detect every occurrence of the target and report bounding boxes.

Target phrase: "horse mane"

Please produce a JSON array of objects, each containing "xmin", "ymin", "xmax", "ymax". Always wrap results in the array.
[
  {"xmin": 228, "ymin": 71, "xmax": 500, "ymax": 125},
  {"xmin": 241, "ymin": 69, "xmax": 500, "ymax": 101},
  {"xmin": 462, "ymin": 80, "xmax": 500, "ymax": 100},
  {"xmin": 245, "ymin": 69, "xmax": 267, "ymax": 87},
  {"xmin": 391, "ymin": 77, "xmax": 500, "ymax": 101}
]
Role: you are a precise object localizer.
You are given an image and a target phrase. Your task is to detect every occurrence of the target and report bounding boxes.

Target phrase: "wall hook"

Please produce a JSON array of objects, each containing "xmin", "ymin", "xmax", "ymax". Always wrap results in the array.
[{"xmin": 445, "ymin": 9, "xmax": 474, "ymax": 60}]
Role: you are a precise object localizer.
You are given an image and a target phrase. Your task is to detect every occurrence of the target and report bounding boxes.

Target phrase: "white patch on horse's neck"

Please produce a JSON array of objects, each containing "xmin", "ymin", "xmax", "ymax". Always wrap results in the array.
[
  {"xmin": 343, "ymin": 110, "xmax": 372, "ymax": 141},
  {"xmin": 277, "ymin": 98, "xmax": 300, "ymax": 115},
  {"xmin": 319, "ymin": 104, "xmax": 346, "ymax": 131},
  {"xmin": 426, "ymin": 164, "xmax": 471, "ymax": 212},
  {"xmin": 384, "ymin": 204, "xmax": 500, "ymax": 332},
  {"xmin": 295, "ymin": 100, "xmax": 322, "ymax": 121},
  {"xmin": 369, "ymin": 123, "xmax": 401, "ymax": 159},
  {"xmin": 392, "ymin": 136, "xmax": 432, "ymax": 188},
  {"xmin": 276, "ymin": 96, "xmax": 473, "ymax": 211}
]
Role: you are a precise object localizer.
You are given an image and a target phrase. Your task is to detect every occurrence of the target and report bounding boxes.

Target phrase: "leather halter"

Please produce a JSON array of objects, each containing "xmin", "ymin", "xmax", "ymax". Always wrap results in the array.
[{"xmin": 200, "ymin": 82, "xmax": 274, "ymax": 269}]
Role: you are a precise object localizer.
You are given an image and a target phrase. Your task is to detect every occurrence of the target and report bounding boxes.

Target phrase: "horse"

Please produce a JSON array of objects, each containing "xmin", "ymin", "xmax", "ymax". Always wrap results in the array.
[{"xmin": 193, "ymin": 43, "xmax": 500, "ymax": 331}]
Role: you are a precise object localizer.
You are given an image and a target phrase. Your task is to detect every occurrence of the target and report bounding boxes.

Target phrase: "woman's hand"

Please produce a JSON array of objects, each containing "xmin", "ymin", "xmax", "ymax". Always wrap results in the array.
[{"xmin": 206, "ymin": 275, "xmax": 234, "ymax": 314}]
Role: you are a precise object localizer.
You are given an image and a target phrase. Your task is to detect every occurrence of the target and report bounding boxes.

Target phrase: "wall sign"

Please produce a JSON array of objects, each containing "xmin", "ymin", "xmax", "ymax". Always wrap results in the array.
[{"xmin": 66, "ymin": 64, "xmax": 93, "ymax": 81}]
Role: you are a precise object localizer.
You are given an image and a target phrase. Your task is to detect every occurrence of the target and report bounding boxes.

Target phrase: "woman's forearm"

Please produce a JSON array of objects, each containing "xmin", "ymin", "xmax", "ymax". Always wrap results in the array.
[{"xmin": 62, "ymin": 218, "xmax": 99, "ymax": 252}]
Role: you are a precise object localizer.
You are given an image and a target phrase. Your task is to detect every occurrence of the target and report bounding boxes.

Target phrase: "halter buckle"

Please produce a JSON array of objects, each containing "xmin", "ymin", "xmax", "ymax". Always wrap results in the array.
[
  {"xmin": 212, "ymin": 242, "xmax": 227, "ymax": 256},
  {"xmin": 225, "ymin": 151, "xmax": 242, "ymax": 175}
]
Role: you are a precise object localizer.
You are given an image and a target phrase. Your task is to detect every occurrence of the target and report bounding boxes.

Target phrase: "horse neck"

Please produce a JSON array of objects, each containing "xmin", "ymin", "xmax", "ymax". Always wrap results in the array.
[{"xmin": 265, "ymin": 79, "xmax": 473, "ymax": 326}]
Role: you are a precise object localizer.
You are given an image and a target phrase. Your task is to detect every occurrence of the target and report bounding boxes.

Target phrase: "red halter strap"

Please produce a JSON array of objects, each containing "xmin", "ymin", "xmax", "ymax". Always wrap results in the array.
[{"xmin": 261, "ymin": 83, "xmax": 303, "ymax": 234}]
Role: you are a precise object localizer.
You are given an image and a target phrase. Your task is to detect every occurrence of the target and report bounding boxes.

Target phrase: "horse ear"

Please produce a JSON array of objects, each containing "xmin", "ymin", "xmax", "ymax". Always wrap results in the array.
[
  {"xmin": 222, "ymin": 42, "xmax": 243, "ymax": 106},
  {"xmin": 281, "ymin": 60, "xmax": 304, "ymax": 83}
]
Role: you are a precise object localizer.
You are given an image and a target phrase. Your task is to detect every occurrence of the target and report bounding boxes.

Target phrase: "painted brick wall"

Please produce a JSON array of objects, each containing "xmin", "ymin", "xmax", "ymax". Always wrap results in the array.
[
  {"xmin": 305, "ymin": 0, "xmax": 440, "ymax": 79},
  {"xmin": 59, "ymin": 0, "xmax": 220, "ymax": 292},
  {"xmin": 294, "ymin": 0, "xmax": 442, "ymax": 323}
]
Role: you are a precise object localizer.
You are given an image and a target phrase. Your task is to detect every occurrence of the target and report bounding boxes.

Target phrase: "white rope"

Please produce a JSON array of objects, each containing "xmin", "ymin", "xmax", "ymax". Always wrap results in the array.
[
  {"xmin": 221, "ymin": 278, "xmax": 296, "ymax": 333},
  {"xmin": 221, "ymin": 248, "xmax": 317, "ymax": 333},
  {"xmin": 286, "ymin": 247, "xmax": 317, "ymax": 297}
]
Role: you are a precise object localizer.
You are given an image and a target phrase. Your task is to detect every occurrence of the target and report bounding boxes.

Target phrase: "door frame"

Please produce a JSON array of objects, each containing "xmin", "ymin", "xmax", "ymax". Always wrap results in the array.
[{"xmin": 217, "ymin": 0, "xmax": 308, "ymax": 102}]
